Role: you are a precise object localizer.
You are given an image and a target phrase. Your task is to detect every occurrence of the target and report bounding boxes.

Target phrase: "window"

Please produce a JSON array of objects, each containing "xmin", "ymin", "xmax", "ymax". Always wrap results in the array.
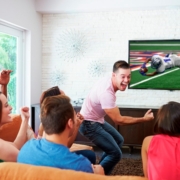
[{"xmin": 0, "ymin": 23, "xmax": 24, "ymax": 113}]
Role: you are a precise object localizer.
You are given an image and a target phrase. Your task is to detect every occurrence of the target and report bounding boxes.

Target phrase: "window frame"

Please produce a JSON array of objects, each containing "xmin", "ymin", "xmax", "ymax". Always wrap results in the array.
[{"xmin": 0, "ymin": 22, "xmax": 25, "ymax": 113}]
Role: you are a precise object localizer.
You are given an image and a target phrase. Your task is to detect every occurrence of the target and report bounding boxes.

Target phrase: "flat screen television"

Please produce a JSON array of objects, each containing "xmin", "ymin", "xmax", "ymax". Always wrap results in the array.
[{"xmin": 128, "ymin": 39, "xmax": 180, "ymax": 90}]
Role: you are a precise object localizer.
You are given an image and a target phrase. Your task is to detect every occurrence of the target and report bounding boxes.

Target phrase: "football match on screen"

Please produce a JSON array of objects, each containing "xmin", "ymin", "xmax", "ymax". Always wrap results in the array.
[{"xmin": 128, "ymin": 40, "xmax": 180, "ymax": 90}]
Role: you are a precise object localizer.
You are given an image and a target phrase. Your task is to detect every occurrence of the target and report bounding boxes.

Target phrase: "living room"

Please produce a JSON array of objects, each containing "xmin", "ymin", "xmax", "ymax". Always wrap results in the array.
[
  {"xmin": 1, "ymin": 0, "xmax": 180, "ymax": 113},
  {"xmin": 0, "ymin": 0, "xmax": 180, "ymax": 179}
]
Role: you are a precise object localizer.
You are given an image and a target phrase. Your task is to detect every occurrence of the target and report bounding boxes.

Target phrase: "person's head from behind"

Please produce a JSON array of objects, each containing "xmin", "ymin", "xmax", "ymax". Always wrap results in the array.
[
  {"xmin": 0, "ymin": 92, "xmax": 12, "ymax": 126},
  {"xmin": 40, "ymin": 86, "xmax": 61, "ymax": 105},
  {"xmin": 38, "ymin": 86, "xmax": 65, "ymax": 137},
  {"xmin": 154, "ymin": 101, "xmax": 180, "ymax": 136},
  {"xmin": 40, "ymin": 95, "xmax": 78, "ymax": 147},
  {"xmin": 112, "ymin": 60, "xmax": 131, "ymax": 92}
]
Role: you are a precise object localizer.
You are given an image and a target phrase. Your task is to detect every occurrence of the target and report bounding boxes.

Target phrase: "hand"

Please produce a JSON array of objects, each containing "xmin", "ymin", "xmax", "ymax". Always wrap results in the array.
[
  {"xmin": 139, "ymin": 63, "xmax": 148, "ymax": 76},
  {"xmin": 77, "ymin": 112, "xmax": 84, "ymax": 121},
  {"xmin": 76, "ymin": 112, "xmax": 84, "ymax": 126},
  {"xmin": 143, "ymin": 109, "xmax": 154, "ymax": 121},
  {"xmin": 91, "ymin": 164, "xmax": 104, "ymax": 175},
  {"xmin": 139, "ymin": 69, "xmax": 147, "ymax": 76},
  {"xmin": 0, "ymin": 70, "xmax": 12, "ymax": 85},
  {"xmin": 20, "ymin": 107, "xmax": 30, "ymax": 122}
]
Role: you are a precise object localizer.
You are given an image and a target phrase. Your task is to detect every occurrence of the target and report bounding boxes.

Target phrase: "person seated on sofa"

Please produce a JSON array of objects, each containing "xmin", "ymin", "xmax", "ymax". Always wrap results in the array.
[
  {"xmin": 38, "ymin": 86, "xmax": 96, "ymax": 164},
  {"xmin": 37, "ymin": 86, "xmax": 65, "ymax": 139},
  {"xmin": 0, "ymin": 106, "xmax": 30, "ymax": 162},
  {"xmin": 0, "ymin": 69, "xmax": 30, "ymax": 162},
  {"xmin": 141, "ymin": 101, "xmax": 180, "ymax": 180},
  {"xmin": 0, "ymin": 69, "xmax": 34, "ymax": 139},
  {"xmin": 18, "ymin": 95, "xmax": 104, "ymax": 175}
]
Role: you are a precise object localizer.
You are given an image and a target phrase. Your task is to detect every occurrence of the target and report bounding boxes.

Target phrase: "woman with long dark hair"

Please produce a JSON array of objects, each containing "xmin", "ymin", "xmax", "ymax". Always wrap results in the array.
[{"xmin": 142, "ymin": 101, "xmax": 180, "ymax": 180}]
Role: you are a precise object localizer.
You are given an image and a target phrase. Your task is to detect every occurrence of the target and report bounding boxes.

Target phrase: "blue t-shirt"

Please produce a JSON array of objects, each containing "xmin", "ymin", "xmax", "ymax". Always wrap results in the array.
[{"xmin": 17, "ymin": 138, "xmax": 93, "ymax": 173}]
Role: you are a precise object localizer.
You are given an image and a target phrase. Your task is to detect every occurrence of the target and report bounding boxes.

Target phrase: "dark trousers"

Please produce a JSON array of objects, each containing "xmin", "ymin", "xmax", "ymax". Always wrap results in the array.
[{"xmin": 79, "ymin": 120, "xmax": 124, "ymax": 175}]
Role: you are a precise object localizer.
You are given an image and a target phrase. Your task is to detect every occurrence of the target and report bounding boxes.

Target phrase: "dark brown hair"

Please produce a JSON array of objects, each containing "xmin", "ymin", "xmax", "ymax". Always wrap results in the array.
[
  {"xmin": 113, "ymin": 60, "xmax": 130, "ymax": 73},
  {"xmin": 40, "ymin": 86, "xmax": 61, "ymax": 105},
  {"xmin": 41, "ymin": 95, "xmax": 74, "ymax": 135},
  {"xmin": 154, "ymin": 101, "xmax": 180, "ymax": 136}
]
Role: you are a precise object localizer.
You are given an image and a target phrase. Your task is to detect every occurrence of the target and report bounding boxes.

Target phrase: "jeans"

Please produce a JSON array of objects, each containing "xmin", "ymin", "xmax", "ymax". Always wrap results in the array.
[
  {"xmin": 75, "ymin": 150, "xmax": 96, "ymax": 164},
  {"xmin": 79, "ymin": 120, "xmax": 124, "ymax": 175}
]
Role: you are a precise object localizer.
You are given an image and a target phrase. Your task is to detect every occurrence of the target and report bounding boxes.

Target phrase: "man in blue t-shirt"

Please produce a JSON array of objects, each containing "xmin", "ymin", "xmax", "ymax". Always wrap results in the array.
[{"xmin": 17, "ymin": 95, "xmax": 104, "ymax": 175}]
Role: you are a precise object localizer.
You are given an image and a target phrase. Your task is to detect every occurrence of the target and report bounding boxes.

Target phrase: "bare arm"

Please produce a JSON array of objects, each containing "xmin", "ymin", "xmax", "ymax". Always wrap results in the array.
[
  {"xmin": 141, "ymin": 136, "xmax": 153, "ymax": 178},
  {"xmin": 146, "ymin": 58, "xmax": 151, "ymax": 63},
  {"xmin": 145, "ymin": 71, "xmax": 158, "ymax": 76},
  {"xmin": 104, "ymin": 107, "xmax": 154, "ymax": 125},
  {"xmin": 0, "ymin": 139, "xmax": 19, "ymax": 162},
  {"xmin": 0, "ymin": 70, "xmax": 12, "ymax": 97},
  {"xmin": 13, "ymin": 107, "xmax": 30, "ymax": 149}
]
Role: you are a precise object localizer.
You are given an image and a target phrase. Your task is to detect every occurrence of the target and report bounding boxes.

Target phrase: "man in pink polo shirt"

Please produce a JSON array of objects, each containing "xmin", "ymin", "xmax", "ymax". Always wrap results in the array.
[{"xmin": 79, "ymin": 60, "xmax": 154, "ymax": 175}]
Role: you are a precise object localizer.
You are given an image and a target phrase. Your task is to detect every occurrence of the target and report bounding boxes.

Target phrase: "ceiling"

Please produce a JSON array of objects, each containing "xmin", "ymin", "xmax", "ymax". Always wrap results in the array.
[{"xmin": 35, "ymin": 0, "xmax": 180, "ymax": 14}]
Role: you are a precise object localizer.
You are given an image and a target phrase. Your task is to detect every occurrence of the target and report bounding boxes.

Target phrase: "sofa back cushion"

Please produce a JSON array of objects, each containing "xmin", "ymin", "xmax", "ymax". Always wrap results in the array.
[
  {"xmin": 0, "ymin": 162, "xmax": 147, "ymax": 180},
  {"xmin": 0, "ymin": 114, "xmax": 35, "ymax": 142}
]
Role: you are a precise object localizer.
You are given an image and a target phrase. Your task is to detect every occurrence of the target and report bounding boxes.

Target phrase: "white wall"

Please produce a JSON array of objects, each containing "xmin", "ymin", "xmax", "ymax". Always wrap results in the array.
[
  {"xmin": 0, "ymin": 0, "xmax": 42, "ymax": 110},
  {"xmin": 35, "ymin": 0, "xmax": 180, "ymax": 13},
  {"xmin": 41, "ymin": 8, "xmax": 180, "ymax": 108},
  {"xmin": 2, "ymin": 1, "xmax": 178, "ymax": 110}
]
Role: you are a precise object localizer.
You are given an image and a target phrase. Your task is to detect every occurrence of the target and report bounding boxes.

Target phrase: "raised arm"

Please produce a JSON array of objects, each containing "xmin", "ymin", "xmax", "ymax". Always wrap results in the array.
[
  {"xmin": 104, "ymin": 107, "xmax": 154, "ymax": 125},
  {"xmin": 141, "ymin": 58, "xmax": 151, "ymax": 68},
  {"xmin": 13, "ymin": 107, "xmax": 30, "ymax": 149},
  {"xmin": 0, "ymin": 70, "xmax": 12, "ymax": 97}
]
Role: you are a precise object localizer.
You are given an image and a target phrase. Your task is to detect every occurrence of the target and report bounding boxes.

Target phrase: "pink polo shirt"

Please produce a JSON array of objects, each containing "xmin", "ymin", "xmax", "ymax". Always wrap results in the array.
[{"xmin": 80, "ymin": 75, "xmax": 116, "ymax": 124}]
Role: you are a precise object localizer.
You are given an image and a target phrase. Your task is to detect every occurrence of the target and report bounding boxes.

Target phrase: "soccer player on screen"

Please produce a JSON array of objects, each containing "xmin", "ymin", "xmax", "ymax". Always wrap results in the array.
[{"xmin": 139, "ymin": 54, "xmax": 180, "ymax": 76}]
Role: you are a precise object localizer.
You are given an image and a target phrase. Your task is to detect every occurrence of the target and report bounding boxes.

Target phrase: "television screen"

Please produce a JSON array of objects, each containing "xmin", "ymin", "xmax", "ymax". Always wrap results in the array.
[{"xmin": 128, "ymin": 39, "xmax": 180, "ymax": 90}]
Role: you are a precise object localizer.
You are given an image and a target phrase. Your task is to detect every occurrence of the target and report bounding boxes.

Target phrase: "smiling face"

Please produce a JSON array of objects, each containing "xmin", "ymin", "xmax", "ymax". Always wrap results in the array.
[
  {"xmin": 0, "ymin": 93, "xmax": 12, "ymax": 126},
  {"xmin": 112, "ymin": 68, "xmax": 131, "ymax": 92}
]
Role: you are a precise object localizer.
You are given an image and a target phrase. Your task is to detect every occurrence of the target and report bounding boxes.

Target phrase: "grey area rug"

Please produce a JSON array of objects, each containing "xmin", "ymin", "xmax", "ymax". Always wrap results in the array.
[{"xmin": 110, "ymin": 158, "xmax": 144, "ymax": 176}]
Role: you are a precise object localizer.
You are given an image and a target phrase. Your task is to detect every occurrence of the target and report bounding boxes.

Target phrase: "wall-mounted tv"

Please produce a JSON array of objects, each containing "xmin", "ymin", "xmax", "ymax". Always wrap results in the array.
[{"xmin": 128, "ymin": 39, "xmax": 180, "ymax": 90}]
